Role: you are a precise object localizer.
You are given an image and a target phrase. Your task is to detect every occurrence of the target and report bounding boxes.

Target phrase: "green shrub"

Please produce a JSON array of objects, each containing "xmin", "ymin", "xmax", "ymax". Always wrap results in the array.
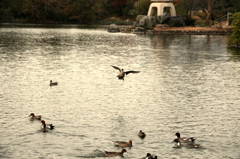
[
  {"xmin": 185, "ymin": 18, "xmax": 196, "ymax": 26},
  {"xmin": 228, "ymin": 12, "xmax": 240, "ymax": 47}
]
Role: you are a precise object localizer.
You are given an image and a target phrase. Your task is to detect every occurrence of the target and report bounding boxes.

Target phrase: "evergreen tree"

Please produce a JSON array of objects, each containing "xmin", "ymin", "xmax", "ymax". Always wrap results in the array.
[{"xmin": 228, "ymin": 12, "xmax": 240, "ymax": 47}]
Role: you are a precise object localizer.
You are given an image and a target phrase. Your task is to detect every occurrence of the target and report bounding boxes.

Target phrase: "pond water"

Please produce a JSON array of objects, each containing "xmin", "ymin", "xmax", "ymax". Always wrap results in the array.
[{"xmin": 0, "ymin": 24, "xmax": 240, "ymax": 159}]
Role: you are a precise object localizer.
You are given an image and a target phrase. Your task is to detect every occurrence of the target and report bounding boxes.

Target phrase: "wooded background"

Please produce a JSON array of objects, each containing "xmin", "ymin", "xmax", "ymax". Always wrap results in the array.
[{"xmin": 0, "ymin": 0, "xmax": 239, "ymax": 24}]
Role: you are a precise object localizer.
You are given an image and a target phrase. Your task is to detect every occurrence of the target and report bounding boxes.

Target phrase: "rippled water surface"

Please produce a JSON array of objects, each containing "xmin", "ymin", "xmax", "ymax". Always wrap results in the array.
[{"xmin": 0, "ymin": 25, "xmax": 240, "ymax": 159}]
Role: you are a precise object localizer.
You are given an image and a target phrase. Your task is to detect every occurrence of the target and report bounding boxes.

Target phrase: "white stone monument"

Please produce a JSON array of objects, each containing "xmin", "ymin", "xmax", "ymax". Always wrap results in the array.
[{"xmin": 147, "ymin": 0, "xmax": 176, "ymax": 17}]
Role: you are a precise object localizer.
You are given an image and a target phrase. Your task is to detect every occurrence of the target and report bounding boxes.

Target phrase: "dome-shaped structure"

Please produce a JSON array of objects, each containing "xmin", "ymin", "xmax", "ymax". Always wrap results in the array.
[{"xmin": 147, "ymin": 0, "xmax": 176, "ymax": 17}]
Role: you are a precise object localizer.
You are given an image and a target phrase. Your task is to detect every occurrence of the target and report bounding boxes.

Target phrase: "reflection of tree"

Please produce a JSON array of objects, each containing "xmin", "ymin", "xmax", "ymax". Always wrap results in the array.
[
  {"xmin": 149, "ymin": 34, "xmax": 176, "ymax": 49},
  {"xmin": 228, "ymin": 47, "xmax": 240, "ymax": 62}
]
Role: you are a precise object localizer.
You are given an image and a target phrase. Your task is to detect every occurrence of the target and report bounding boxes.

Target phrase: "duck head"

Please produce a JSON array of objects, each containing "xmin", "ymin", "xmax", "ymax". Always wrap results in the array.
[
  {"xmin": 175, "ymin": 132, "xmax": 181, "ymax": 138},
  {"xmin": 29, "ymin": 113, "xmax": 34, "ymax": 117},
  {"xmin": 146, "ymin": 153, "xmax": 152, "ymax": 157},
  {"xmin": 41, "ymin": 120, "xmax": 46, "ymax": 124},
  {"xmin": 121, "ymin": 149, "xmax": 127, "ymax": 153}
]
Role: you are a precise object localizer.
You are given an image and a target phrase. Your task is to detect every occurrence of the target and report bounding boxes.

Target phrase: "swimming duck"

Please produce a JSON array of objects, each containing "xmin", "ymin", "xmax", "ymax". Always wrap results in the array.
[
  {"xmin": 143, "ymin": 153, "xmax": 158, "ymax": 159},
  {"xmin": 104, "ymin": 149, "xmax": 127, "ymax": 157},
  {"xmin": 29, "ymin": 113, "xmax": 41, "ymax": 120},
  {"xmin": 41, "ymin": 128, "xmax": 48, "ymax": 132},
  {"xmin": 138, "ymin": 130, "xmax": 146, "ymax": 139},
  {"xmin": 111, "ymin": 66, "xmax": 140, "ymax": 81},
  {"xmin": 113, "ymin": 140, "xmax": 132, "ymax": 148},
  {"xmin": 173, "ymin": 139, "xmax": 200, "ymax": 148},
  {"xmin": 41, "ymin": 120, "xmax": 55, "ymax": 129},
  {"xmin": 50, "ymin": 80, "xmax": 58, "ymax": 86},
  {"xmin": 175, "ymin": 132, "xmax": 196, "ymax": 143},
  {"xmin": 41, "ymin": 122, "xmax": 48, "ymax": 133}
]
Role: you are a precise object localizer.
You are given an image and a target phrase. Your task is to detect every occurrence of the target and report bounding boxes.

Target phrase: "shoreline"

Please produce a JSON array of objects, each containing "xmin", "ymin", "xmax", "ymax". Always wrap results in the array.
[
  {"xmin": 149, "ymin": 26, "xmax": 233, "ymax": 35},
  {"xmin": 0, "ymin": 23, "xmax": 233, "ymax": 35},
  {"xmin": 113, "ymin": 25, "xmax": 233, "ymax": 35}
]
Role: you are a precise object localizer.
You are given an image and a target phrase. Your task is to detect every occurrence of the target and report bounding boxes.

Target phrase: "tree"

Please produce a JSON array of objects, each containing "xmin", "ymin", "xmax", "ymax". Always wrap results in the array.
[
  {"xmin": 2, "ymin": 0, "xmax": 240, "ymax": 24},
  {"xmin": 106, "ymin": 0, "xmax": 127, "ymax": 16},
  {"xmin": 0, "ymin": 0, "xmax": 24, "ymax": 21},
  {"xmin": 22, "ymin": 0, "xmax": 46, "ymax": 21},
  {"xmin": 129, "ymin": 0, "xmax": 150, "ymax": 17},
  {"xmin": 174, "ymin": 0, "xmax": 199, "ymax": 17},
  {"xmin": 122, "ymin": 0, "xmax": 135, "ymax": 18},
  {"xmin": 228, "ymin": 12, "xmax": 240, "ymax": 47},
  {"xmin": 68, "ymin": 0, "xmax": 107, "ymax": 23},
  {"xmin": 205, "ymin": 0, "xmax": 216, "ymax": 26}
]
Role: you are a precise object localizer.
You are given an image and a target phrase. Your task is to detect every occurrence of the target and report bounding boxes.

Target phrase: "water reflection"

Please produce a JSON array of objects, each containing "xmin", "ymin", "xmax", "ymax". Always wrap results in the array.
[{"xmin": 227, "ymin": 47, "xmax": 240, "ymax": 61}]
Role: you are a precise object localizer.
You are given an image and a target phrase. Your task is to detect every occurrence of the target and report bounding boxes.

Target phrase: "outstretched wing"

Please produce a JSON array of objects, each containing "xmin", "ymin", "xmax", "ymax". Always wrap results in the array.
[
  {"xmin": 111, "ymin": 65, "xmax": 121, "ymax": 72},
  {"xmin": 125, "ymin": 71, "xmax": 140, "ymax": 75}
]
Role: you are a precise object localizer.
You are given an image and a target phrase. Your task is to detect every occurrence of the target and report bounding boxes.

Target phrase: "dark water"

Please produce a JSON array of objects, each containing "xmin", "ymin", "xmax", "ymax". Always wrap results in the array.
[{"xmin": 0, "ymin": 25, "xmax": 240, "ymax": 159}]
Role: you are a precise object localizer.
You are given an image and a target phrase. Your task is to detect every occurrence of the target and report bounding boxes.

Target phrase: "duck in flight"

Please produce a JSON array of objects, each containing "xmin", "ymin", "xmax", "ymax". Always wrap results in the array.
[{"xmin": 111, "ymin": 66, "xmax": 140, "ymax": 81}]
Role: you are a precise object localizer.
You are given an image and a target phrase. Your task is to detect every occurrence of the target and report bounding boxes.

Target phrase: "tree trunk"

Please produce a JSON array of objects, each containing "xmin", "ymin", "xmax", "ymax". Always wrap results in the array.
[{"xmin": 206, "ymin": 0, "xmax": 212, "ymax": 26}]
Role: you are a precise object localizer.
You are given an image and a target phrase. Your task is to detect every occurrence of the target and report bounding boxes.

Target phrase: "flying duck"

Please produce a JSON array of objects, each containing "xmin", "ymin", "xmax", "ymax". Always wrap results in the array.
[
  {"xmin": 173, "ymin": 139, "xmax": 200, "ymax": 148},
  {"xmin": 138, "ymin": 130, "xmax": 146, "ymax": 139},
  {"xmin": 113, "ymin": 140, "xmax": 132, "ymax": 148},
  {"xmin": 111, "ymin": 66, "xmax": 140, "ymax": 81},
  {"xmin": 41, "ymin": 120, "xmax": 55, "ymax": 129},
  {"xmin": 29, "ymin": 113, "xmax": 41, "ymax": 120},
  {"xmin": 104, "ymin": 149, "xmax": 127, "ymax": 157},
  {"xmin": 175, "ymin": 132, "xmax": 196, "ymax": 143},
  {"xmin": 50, "ymin": 80, "xmax": 58, "ymax": 86}
]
